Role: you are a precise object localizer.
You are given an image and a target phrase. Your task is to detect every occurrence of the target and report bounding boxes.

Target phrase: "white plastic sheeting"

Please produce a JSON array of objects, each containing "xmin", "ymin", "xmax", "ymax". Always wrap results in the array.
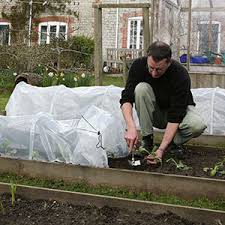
[
  {"xmin": 3, "ymin": 82, "xmax": 141, "ymax": 167},
  {"xmin": 2, "ymin": 82, "xmax": 225, "ymax": 168},
  {"xmin": 6, "ymin": 82, "xmax": 129, "ymax": 121},
  {"xmin": 0, "ymin": 105, "xmax": 128, "ymax": 167},
  {"xmin": 192, "ymin": 87, "xmax": 225, "ymax": 135}
]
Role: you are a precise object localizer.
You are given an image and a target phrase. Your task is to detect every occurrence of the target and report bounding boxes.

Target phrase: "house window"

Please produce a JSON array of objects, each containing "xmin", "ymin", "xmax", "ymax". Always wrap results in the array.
[
  {"xmin": 127, "ymin": 17, "xmax": 143, "ymax": 49},
  {"xmin": 0, "ymin": 22, "xmax": 10, "ymax": 45},
  {"xmin": 197, "ymin": 21, "xmax": 220, "ymax": 54},
  {"xmin": 38, "ymin": 22, "xmax": 68, "ymax": 45}
]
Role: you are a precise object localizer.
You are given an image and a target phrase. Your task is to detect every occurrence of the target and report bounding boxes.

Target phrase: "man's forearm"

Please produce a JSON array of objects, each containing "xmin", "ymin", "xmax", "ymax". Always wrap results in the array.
[
  {"xmin": 121, "ymin": 102, "xmax": 136, "ymax": 129},
  {"xmin": 121, "ymin": 102, "xmax": 138, "ymax": 151},
  {"xmin": 159, "ymin": 122, "xmax": 179, "ymax": 151}
]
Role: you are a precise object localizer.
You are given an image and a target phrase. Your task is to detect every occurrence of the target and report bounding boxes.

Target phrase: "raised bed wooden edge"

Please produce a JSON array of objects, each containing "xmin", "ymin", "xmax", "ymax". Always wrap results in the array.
[
  {"xmin": 0, "ymin": 182, "xmax": 224, "ymax": 225},
  {"xmin": 0, "ymin": 157, "xmax": 224, "ymax": 201}
]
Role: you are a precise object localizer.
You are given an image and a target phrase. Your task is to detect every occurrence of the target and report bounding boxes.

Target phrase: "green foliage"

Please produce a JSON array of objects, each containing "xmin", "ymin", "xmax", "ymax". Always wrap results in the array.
[
  {"xmin": 0, "ymin": 91, "xmax": 11, "ymax": 113},
  {"xmin": 41, "ymin": 71, "xmax": 92, "ymax": 88},
  {"xmin": 69, "ymin": 35, "xmax": 94, "ymax": 66},
  {"xmin": 1, "ymin": 172, "xmax": 225, "ymax": 211},
  {"xmin": 166, "ymin": 158, "xmax": 191, "ymax": 171},
  {"xmin": 0, "ymin": 199, "xmax": 5, "ymax": 215},
  {"xmin": 10, "ymin": 181, "xmax": 17, "ymax": 207},
  {"xmin": 138, "ymin": 145, "xmax": 158, "ymax": 156},
  {"xmin": 52, "ymin": 36, "xmax": 95, "ymax": 70},
  {"xmin": 203, "ymin": 158, "xmax": 225, "ymax": 177},
  {"xmin": 137, "ymin": 145, "xmax": 162, "ymax": 165},
  {"xmin": 0, "ymin": 69, "xmax": 15, "ymax": 89}
]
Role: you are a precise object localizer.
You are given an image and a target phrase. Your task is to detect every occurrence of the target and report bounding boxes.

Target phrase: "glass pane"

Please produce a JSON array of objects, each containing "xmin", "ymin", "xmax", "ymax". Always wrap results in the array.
[
  {"xmin": 139, "ymin": 21, "xmax": 143, "ymax": 49},
  {"xmin": 59, "ymin": 25, "xmax": 66, "ymax": 33},
  {"xmin": 59, "ymin": 25, "xmax": 66, "ymax": 40},
  {"xmin": 50, "ymin": 25, "xmax": 57, "ymax": 42},
  {"xmin": 198, "ymin": 23, "xmax": 219, "ymax": 54},
  {"xmin": 40, "ymin": 25, "xmax": 47, "ymax": 45},
  {"xmin": 0, "ymin": 25, "xmax": 9, "ymax": 45},
  {"xmin": 129, "ymin": 20, "xmax": 138, "ymax": 49}
]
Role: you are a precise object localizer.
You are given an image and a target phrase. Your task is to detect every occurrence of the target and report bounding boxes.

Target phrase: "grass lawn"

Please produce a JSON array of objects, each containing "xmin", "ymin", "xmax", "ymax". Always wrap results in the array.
[
  {"xmin": 0, "ymin": 91, "xmax": 11, "ymax": 112},
  {"xmin": 91, "ymin": 74, "xmax": 125, "ymax": 87},
  {"xmin": 1, "ymin": 172, "xmax": 225, "ymax": 211},
  {"xmin": 0, "ymin": 75, "xmax": 125, "ymax": 113}
]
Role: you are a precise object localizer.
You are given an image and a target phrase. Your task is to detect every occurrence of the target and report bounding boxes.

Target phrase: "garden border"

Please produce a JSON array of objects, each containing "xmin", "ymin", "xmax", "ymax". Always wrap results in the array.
[{"xmin": 0, "ymin": 182, "xmax": 224, "ymax": 225}]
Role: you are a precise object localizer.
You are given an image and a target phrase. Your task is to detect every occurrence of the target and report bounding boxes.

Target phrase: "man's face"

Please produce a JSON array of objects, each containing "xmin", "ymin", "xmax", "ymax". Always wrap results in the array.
[{"xmin": 147, "ymin": 56, "xmax": 171, "ymax": 78}]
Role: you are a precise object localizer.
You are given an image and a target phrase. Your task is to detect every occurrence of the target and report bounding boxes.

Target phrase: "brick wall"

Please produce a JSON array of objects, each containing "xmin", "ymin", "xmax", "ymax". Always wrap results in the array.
[{"xmin": 101, "ymin": 0, "xmax": 148, "ymax": 61}]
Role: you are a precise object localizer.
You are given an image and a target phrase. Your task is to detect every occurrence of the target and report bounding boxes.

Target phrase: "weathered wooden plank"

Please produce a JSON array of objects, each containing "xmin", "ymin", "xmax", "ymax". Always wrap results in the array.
[{"xmin": 93, "ymin": 3, "xmax": 151, "ymax": 9}]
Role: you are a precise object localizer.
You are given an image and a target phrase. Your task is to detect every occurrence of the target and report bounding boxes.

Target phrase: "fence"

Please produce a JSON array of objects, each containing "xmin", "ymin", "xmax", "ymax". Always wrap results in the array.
[{"xmin": 105, "ymin": 48, "xmax": 144, "ymax": 73}]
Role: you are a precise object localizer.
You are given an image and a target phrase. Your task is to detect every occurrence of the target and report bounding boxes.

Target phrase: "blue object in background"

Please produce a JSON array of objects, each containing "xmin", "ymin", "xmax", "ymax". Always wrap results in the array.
[{"xmin": 180, "ymin": 54, "xmax": 209, "ymax": 64}]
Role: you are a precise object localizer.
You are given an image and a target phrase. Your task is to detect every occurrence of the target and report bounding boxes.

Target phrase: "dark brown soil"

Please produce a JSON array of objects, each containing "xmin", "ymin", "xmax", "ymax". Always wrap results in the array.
[
  {"xmin": 0, "ymin": 193, "xmax": 203, "ymax": 225},
  {"xmin": 109, "ymin": 146, "xmax": 225, "ymax": 180}
]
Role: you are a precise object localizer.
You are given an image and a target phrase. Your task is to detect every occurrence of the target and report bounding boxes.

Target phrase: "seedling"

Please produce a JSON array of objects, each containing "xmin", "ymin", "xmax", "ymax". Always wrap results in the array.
[
  {"xmin": 166, "ymin": 158, "xmax": 191, "ymax": 171},
  {"xmin": 10, "ymin": 181, "xmax": 17, "ymax": 207},
  {"xmin": 203, "ymin": 159, "xmax": 225, "ymax": 177},
  {"xmin": 0, "ymin": 199, "xmax": 5, "ymax": 215},
  {"xmin": 138, "ymin": 145, "xmax": 158, "ymax": 156},
  {"xmin": 138, "ymin": 145, "xmax": 162, "ymax": 166}
]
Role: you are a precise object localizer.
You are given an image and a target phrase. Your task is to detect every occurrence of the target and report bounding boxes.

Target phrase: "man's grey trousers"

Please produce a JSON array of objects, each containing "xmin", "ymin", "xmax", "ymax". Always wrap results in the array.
[{"xmin": 135, "ymin": 82, "xmax": 207, "ymax": 145}]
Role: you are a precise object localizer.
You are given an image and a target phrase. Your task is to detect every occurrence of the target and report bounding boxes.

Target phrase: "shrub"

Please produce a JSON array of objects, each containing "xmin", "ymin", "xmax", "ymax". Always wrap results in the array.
[
  {"xmin": 0, "ymin": 35, "xmax": 94, "ymax": 76},
  {"xmin": 0, "ymin": 69, "xmax": 16, "ymax": 89},
  {"xmin": 69, "ymin": 35, "xmax": 94, "ymax": 69}
]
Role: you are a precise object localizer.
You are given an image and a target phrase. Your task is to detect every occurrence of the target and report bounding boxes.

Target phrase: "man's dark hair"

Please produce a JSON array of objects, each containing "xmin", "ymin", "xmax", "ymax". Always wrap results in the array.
[{"xmin": 147, "ymin": 41, "xmax": 172, "ymax": 62}]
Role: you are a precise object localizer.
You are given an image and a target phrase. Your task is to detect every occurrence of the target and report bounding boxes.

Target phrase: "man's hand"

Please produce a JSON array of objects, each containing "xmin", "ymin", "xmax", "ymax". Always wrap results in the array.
[
  {"xmin": 121, "ymin": 102, "xmax": 138, "ymax": 152},
  {"xmin": 146, "ymin": 148, "xmax": 164, "ymax": 165},
  {"xmin": 124, "ymin": 127, "xmax": 139, "ymax": 152}
]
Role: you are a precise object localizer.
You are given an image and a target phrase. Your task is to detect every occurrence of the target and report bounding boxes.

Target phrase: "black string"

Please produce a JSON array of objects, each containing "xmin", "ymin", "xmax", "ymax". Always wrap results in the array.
[
  {"xmin": 96, "ymin": 131, "xmax": 105, "ymax": 150},
  {"xmin": 79, "ymin": 115, "xmax": 105, "ymax": 150}
]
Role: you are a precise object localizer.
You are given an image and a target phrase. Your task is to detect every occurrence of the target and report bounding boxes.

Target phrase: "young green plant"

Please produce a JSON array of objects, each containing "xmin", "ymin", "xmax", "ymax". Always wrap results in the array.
[
  {"xmin": 138, "ymin": 145, "xmax": 158, "ymax": 156},
  {"xmin": 166, "ymin": 158, "xmax": 191, "ymax": 171},
  {"xmin": 203, "ymin": 158, "xmax": 225, "ymax": 177},
  {"xmin": 10, "ymin": 181, "xmax": 17, "ymax": 207},
  {"xmin": 0, "ymin": 199, "xmax": 5, "ymax": 215},
  {"xmin": 138, "ymin": 145, "xmax": 162, "ymax": 165}
]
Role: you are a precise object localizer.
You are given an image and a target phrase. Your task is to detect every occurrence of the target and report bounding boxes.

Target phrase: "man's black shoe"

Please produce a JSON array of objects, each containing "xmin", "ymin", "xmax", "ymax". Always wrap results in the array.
[{"xmin": 167, "ymin": 143, "xmax": 187, "ymax": 160}]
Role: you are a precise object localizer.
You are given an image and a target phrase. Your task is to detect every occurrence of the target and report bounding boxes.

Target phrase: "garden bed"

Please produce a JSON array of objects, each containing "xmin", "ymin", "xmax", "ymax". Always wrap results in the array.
[
  {"xmin": 0, "ymin": 183, "xmax": 224, "ymax": 225},
  {"xmin": 109, "ymin": 145, "xmax": 225, "ymax": 180},
  {"xmin": 0, "ymin": 193, "xmax": 198, "ymax": 225}
]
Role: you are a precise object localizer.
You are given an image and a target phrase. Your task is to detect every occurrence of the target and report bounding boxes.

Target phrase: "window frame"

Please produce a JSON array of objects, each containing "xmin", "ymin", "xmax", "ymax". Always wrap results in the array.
[
  {"xmin": 38, "ymin": 21, "xmax": 68, "ymax": 45},
  {"xmin": 127, "ymin": 16, "xmax": 143, "ymax": 49},
  {"xmin": 0, "ymin": 22, "xmax": 11, "ymax": 45},
  {"xmin": 197, "ymin": 21, "xmax": 221, "ymax": 54}
]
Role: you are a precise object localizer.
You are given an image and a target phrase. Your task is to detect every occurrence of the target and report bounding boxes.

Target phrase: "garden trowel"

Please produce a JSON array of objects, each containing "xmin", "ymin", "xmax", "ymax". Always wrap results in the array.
[{"xmin": 128, "ymin": 150, "xmax": 141, "ymax": 167}]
